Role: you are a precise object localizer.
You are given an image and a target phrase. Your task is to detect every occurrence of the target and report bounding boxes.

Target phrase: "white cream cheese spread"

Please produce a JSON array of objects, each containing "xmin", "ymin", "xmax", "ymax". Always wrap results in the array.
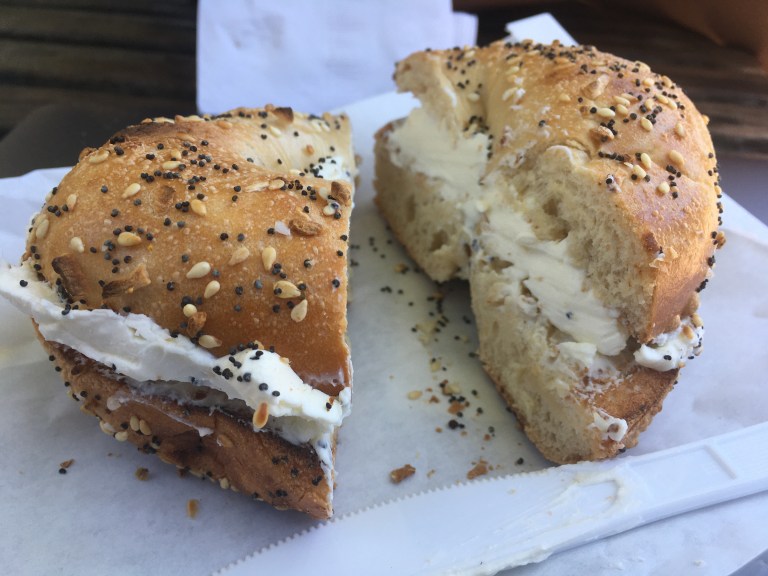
[
  {"xmin": 0, "ymin": 260, "xmax": 349, "ymax": 481},
  {"xmin": 634, "ymin": 317, "xmax": 704, "ymax": 372},
  {"xmin": 387, "ymin": 106, "xmax": 630, "ymax": 357}
]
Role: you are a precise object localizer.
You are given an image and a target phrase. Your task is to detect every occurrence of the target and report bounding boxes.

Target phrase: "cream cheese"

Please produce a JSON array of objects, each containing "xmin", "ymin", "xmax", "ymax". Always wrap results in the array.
[
  {"xmin": 634, "ymin": 317, "xmax": 704, "ymax": 372},
  {"xmin": 388, "ymin": 106, "xmax": 490, "ymax": 223},
  {"xmin": 314, "ymin": 154, "xmax": 354, "ymax": 182},
  {"xmin": 387, "ymin": 107, "xmax": 629, "ymax": 357},
  {"xmin": 591, "ymin": 409, "xmax": 629, "ymax": 442},
  {"xmin": 480, "ymin": 202, "xmax": 629, "ymax": 356},
  {"xmin": 0, "ymin": 260, "xmax": 350, "ymax": 482}
]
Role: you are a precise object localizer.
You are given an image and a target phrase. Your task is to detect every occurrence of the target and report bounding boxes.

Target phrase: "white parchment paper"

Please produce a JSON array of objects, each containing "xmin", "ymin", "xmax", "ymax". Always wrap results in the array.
[
  {"xmin": 196, "ymin": 0, "xmax": 477, "ymax": 114},
  {"xmin": 1, "ymin": 93, "xmax": 767, "ymax": 575}
]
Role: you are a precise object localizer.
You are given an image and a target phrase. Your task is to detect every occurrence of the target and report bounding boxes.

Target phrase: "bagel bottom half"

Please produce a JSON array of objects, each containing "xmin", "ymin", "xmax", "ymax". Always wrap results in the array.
[{"xmin": 38, "ymin": 325, "xmax": 334, "ymax": 519}]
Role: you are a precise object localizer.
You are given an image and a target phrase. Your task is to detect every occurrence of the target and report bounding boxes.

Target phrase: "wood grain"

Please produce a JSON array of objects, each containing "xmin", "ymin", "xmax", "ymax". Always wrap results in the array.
[{"xmin": 0, "ymin": 0, "xmax": 766, "ymax": 159}]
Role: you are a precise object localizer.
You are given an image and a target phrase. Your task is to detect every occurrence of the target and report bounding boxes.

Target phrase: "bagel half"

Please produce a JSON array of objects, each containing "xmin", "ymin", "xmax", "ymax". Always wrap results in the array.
[
  {"xmin": 374, "ymin": 41, "xmax": 723, "ymax": 463},
  {"xmin": 0, "ymin": 106, "xmax": 356, "ymax": 518}
]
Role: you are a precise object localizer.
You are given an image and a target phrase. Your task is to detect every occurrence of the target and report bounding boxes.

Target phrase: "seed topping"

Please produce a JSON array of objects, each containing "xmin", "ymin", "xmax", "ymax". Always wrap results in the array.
[
  {"xmin": 253, "ymin": 402, "xmax": 269, "ymax": 429},
  {"xmin": 187, "ymin": 261, "xmax": 212, "ymax": 279},
  {"xmin": 199, "ymin": 334, "xmax": 222, "ymax": 349},
  {"xmin": 261, "ymin": 246, "xmax": 277, "ymax": 270},
  {"xmin": 290, "ymin": 299, "xmax": 308, "ymax": 322},
  {"xmin": 88, "ymin": 149, "xmax": 110, "ymax": 164},
  {"xmin": 117, "ymin": 232, "xmax": 142, "ymax": 247},
  {"xmin": 204, "ymin": 280, "xmax": 221, "ymax": 299},
  {"xmin": 228, "ymin": 246, "xmax": 250, "ymax": 266},
  {"xmin": 274, "ymin": 280, "xmax": 301, "ymax": 299},
  {"xmin": 190, "ymin": 198, "xmax": 207, "ymax": 216}
]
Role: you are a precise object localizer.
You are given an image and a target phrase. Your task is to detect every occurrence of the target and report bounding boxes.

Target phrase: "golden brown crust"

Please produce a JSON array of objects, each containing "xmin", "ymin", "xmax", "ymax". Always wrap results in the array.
[
  {"xmin": 393, "ymin": 41, "xmax": 721, "ymax": 340},
  {"xmin": 27, "ymin": 107, "xmax": 355, "ymax": 395},
  {"xmin": 486, "ymin": 363, "xmax": 676, "ymax": 464},
  {"xmin": 40, "ymin": 328, "xmax": 333, "ymax": 519}
]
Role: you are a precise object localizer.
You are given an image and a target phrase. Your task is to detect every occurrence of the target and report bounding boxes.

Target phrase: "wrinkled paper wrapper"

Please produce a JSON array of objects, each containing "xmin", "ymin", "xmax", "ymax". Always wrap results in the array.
[{"xmin": 196, "ymin": 0, "xmax": 477, "ymax": 114}]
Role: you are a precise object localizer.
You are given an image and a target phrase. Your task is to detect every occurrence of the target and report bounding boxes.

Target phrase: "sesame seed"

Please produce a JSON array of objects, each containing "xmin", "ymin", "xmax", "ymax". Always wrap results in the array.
[
  {"xmin": 614, "ymin": 95, "xmax": 631, "ymax": 107},
  {"xmin": 669, "ymin": 150, "xmax": 685, "ymax": 167},
  {"xmin": 675, "ymin": 122, "xmax": 686, "ymax": 137},
  {"xmin": 88, "ymin": 149, "xmax": 110, "ymax": 164},
  {"xmin": 186, "ymin": 261, "xmax": 212, "ymax": 279},
  {"xmin": 139, "ymin": 419, "xmax": 152, "ymax": 436},
  {"xmin": 245, "ymin": 181, "xmax": 269, "ymax": 193},
  {"xmin": 35, "ymin": 217, "xmax": 50, "ymax": 239},
  {"xmin": 117, "ymin": 232, "xmax": 142, "ymax": 247},
  {"xmin": 190, "ymin": 199, "xmax": 207, "ymax": 216},
  {"xmin": 252, "ymin": 402, "xmax": 269, "ymax": 429},
  {"xmin": 268, "ymin": 179, "xmax": 285, "ymax": 190},
  {"xmin": 273, "ymin": 280, "xmax": 301, "ymax": 299},
  {"xmin": 596, "ymin": 107, "xmax": 615, "ymax": 118},
  {"xmin": 69, "ymin": 236, "xmax": 85, "ymax": 253},
  {"xmin": 203, "ymin": 280, "xmax": 220, "ymax": 299},
  {"xmin": 632, "ymin": 165, "xmax": 647, "ymax": 180},
  {"xmin": 640, "ymin": 118, "xmax": 653, "ymax": 131},
  {"xmin": 122, "ymin": 183, "xmax": 141, "ymax": 199},
  {"xmin": 183, "ymin": 303, "xmax": 198, "ymax": 317},
  {"xmin": 261, "ymin": 246, "xmax": 277, "ymax": 270},
  {"xmin": 640, "ymin": 152, "xmax": 652, "ymax": 170},
  {"xmin": 228, "ymin": 246, "xmax": 250, "ymax": 266},
  {"xmin": 199, "ymin": 334, "xmax": 222, "ymax": 349},
  {"xmin": 290, "ymin": 299, "xmax": 308, "ymax": 322}
]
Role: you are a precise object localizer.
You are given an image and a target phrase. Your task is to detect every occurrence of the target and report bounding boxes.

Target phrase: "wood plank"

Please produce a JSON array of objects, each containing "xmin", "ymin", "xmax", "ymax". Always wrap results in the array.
[
  {"xmin": 0, "ymin": 0, "xmax": 196, "ymax": 18},
  {"xmin": 0, "ymin": 84, "xmax": 195, "ymax": 136},
  {"xmin": 0, "ymin": 38, "xmax": 195, "ymax": 99},
  {"xmin": 0, "ymin": 5, "xmax": 195, "ymax": 53}
]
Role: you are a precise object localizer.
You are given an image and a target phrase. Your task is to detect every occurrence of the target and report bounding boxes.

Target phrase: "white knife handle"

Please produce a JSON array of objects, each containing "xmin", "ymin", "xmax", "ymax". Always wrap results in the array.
[
  {"xmin": 447, "ymin": 422, "xmax": 768, "ymax": 575},
  {"xmin": 624, "ymin": 421, "xmax": 768, "ymax": 523}
]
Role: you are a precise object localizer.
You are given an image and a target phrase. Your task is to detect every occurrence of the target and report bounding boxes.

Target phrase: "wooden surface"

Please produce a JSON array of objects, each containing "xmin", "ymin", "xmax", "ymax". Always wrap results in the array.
[
  {"xmin": 0, "ymin": 0, "xmax": 766, "ymax": 161},
  {"xmin": 0, "ymin": 0, "xmax": 197, "ymax": 140}
]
